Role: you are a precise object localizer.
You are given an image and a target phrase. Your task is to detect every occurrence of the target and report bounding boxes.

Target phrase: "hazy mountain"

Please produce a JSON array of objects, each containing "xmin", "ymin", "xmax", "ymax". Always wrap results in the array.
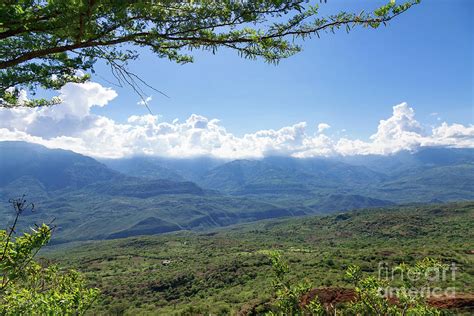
[
  {"xmin": 103, "ymin": 156, "xmax": 387, "ymax": 195},
  {"xmin": 82, "ymin": 178, "xmax": 205, "ymax": 198},
  {"xmin": 0, "ymin": 176, "xmax": 50, "ymax": 201},
  {"xmin": 101, "ymin": 156, "xmax": 223, "ymax": 182},
  {"xmin": 338, "ymin": 147, "xmax": 474, "ymax": 175},
  {"xmin": 0, "ymin": 141, "xmax": 208, "ymax": 198},
  {"xmin": 101, "ymin": 156, "xmax": 186, "ymax": 181},
  {"xmin": 0, "ymin": 142, "xmax": 309, "ymax": 242},
  {"xmin": 101, "ymin": 148, "xmax": 474, "ymax": 201},
  {"xmin": 262, "ymin": 156, "xmax": 386, "ymax": 184},
  {"xmin": 306, "ymin": 194, "xmax": 395, "ymax": 213},
  {"xmin": 1, "ymin": 141, "xmax": 472, "ymax": 242},
  {"xmin": 196, "ymin": 150, "xmax": 473, "ymax": 201},
  {"xmin": 196, "ymin": 159, "xmax": 316, "ymax": 194},
  {"xmin": 0, "ymin": 141, "xmax": 120, "ymax": 191},
  {"xmin": 374, "ymin": 163, "xmax": 474, "ymax": 202}
]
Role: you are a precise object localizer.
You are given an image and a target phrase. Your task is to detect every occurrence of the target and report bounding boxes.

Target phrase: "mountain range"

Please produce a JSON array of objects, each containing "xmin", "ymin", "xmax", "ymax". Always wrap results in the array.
[{"xmin": 0, "ymin": 141, "xmax": 472, "ymax": 243}]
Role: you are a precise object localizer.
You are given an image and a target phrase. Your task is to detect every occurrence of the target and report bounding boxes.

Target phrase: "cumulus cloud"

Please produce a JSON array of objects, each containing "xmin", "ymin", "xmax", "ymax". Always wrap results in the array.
[
  {"xmin": 317, "ymin": 123, "xmax": 331, "ymax": 133},
  {"xmin": 367, "ymin": 102, "xmax": 424, "ymax": 154},
  {"xmin": 428, "ymin": 122, "xmax": 474, "ymax": 147},
  {"xmin": 0, "ymin": 82, "xmax": 472, "ymax": 159}
]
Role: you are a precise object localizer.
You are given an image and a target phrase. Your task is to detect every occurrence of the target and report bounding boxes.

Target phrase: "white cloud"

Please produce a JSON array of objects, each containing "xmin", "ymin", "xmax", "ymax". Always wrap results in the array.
[
  {"xmin": 0, "ymin": 83, "xmax": 472, "ymax": 159},
  {"xmin": 367, "ymin": 102, "xmax": 424, "ymax": 154},
  {"xmin": 317, "ymin": 123, "xmax": 331, "ymax": 133},
  {"xmin": 137, "ymin": 96, "xmax": 152, "ymax": 106},
  {"xmin": 427, "ymin": 122, "xmax": 474, "ymax": 148}
]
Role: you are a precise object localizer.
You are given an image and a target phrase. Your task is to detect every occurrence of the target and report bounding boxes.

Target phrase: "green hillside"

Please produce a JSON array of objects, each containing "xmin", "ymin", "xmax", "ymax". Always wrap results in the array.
[
  {"xmin": 4, "ymin": 192, "xmax": 308, "ymax": 243},
  {"xmin": 45, "ymin": 202, "xmax": 474, "ymax": 315}
]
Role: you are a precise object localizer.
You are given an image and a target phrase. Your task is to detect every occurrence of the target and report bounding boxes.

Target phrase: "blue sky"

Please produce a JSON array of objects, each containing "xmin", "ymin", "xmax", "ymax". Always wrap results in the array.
[
  {"xmin": 1, "ymin": 0, "xmax": 473, "ymax": 159},
  {"xmin": 90, "ymin": 0, "xmax": 473, "ymax": 140}
]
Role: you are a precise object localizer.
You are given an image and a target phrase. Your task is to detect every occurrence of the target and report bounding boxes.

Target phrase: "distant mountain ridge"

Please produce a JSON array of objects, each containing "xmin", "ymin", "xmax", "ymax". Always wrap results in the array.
[
  {"xmin": 0, "ymin": 141, "xmax": 472, "ymax": 243},
  {"xmin": 101, "ymin": 146, "xmax": 474, "ymax": 203},
  {"xmin": 0, "ymin": 141, "xmax": 120, "ymax": 190},
  {"xmin": 196, "ymin": 157, "xmax": 387, "ymax": 194},
  {"xmin": 337, "ymin": 147, "xmax": 474, "ymax": 175}
]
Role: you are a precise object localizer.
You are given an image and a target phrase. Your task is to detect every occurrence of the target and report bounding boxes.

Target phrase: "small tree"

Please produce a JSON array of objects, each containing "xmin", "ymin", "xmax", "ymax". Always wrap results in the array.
[
  {"xmin": 345, "ymin": 261, "xmax": 443, "ymax": 316},
  {"xmin": 266, "ymin": 251, "xmax": 324, "ymax": 315},
  {"xmin": 0, "ymin": 196, "xmax": 99, "ymax": 315},
  {"xmin": 266, "ymin": 252, "xmax": 443, "ymax": 315}
]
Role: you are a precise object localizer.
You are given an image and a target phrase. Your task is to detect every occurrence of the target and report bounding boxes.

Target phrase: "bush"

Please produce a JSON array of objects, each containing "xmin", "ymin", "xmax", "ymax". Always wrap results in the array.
[
  {"xmin": 266, "ymin": 252, "xmax": 444, "ymax": 315},
  {"xmin": 0, "ymin": 197, "xmax": 99, "ymax": 315}
]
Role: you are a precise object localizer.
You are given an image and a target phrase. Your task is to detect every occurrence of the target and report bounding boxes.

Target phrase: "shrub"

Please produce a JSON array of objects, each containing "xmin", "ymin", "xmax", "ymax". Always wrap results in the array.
[{"xmin": 0, "ymin": 197, "xmax": 99, "ymax": 315}]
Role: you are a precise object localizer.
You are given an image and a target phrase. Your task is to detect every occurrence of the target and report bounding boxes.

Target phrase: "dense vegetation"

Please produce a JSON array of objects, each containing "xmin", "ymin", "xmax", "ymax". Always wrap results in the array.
[
  {"xmin": 45, "ymin": 202, "xmax": 474, "ymax": 315},
  {"xmin": 266, "ymin": 252, "xmax": 446, "ymax": 315},
  {"xmin": 0, "ymin": 197, "xmax": 98, "ymax": 315}
]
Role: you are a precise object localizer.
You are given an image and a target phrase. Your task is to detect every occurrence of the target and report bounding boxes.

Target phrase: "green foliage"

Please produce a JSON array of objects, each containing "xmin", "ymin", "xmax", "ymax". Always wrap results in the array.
[
  {"xmin": 45, "ymin": 202, "xmax": 473, "ymax": 315},
  {"xmin": 0, "ymin": 224, "xmax": 51, "ymax": 285},
  {"xmin": 267, "ymin": 254, "xmax": 443, "ymax": 315},
  {"xmin": 0, "ymin": 0, "xmax": 419, "ymax": 107},
  {"xmin": 0, "ymin": 197, "xmax": 99, "ymax": 315},
  {"xmin": 1, "ymin": 265, "xmax": 99, "ymax": 315},
  {"xmin": 267, "ymin": 251, "xmax": 324, "ymax": 315},
  {"xmin": 345, "ymin": 260, "xmax": 444, "ymax": 315}
]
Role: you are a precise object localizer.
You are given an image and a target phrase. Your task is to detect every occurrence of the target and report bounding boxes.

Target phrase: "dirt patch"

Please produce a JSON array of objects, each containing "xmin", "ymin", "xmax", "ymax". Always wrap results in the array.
[
  {"xmin": 301, "ymin": 287, "xmax": 474, "ymax": 312},
  {"xmin": 427, "ymin": 294, "xmax": 474, "ymax": 310},
  {"xmin": 301, "ymin": 287, "xmax": 356, "ymax": 309},
  {"xmin": 240, "ymin": 288, "xmax": 474, "ymax": 314}
]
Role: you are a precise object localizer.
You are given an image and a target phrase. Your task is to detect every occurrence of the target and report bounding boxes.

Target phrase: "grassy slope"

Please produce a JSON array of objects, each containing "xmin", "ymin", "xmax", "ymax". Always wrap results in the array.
[{"xmin": 46, "ymin": 202, "xmax": 474, "ymax": 315}]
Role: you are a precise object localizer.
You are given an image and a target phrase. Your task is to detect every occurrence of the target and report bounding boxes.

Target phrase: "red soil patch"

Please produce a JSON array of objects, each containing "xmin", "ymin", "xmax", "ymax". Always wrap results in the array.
[
  {"xmin": 427, "ymin": 294, "xmax": 474, "ymax": 310},
  {"xmin": 301, "ymin": 287, "xmax": 356, "ymax": 309},
  {"xmin": 301, "ymin": 287, "xmax": 474, "ymax": 312}
]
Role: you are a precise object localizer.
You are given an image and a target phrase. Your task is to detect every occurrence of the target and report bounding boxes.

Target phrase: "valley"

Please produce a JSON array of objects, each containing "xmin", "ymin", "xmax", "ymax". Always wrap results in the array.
[
  {"xmin": 1, "ymin": 2, "xmax": 472, "ymax": 314},
  {"xmin": 1, "ymin": 141, "xmax": 473, "ymax": 243},
  {"xmin": 44, "ymin": 202, "xmax": 474, "ymax": 315}
]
